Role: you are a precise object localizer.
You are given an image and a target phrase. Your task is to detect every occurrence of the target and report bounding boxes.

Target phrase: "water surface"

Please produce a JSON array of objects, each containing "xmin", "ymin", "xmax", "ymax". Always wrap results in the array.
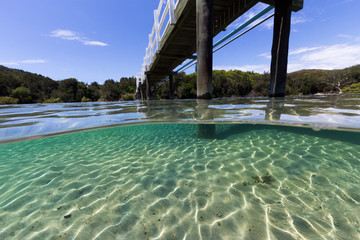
[
  {"xmin": 0, "ymin": 95, "xmax": 359, "ymax": 239},
  {"xmin": 1, "ymin": 95, "xmax": 360, "ymax": 142}
]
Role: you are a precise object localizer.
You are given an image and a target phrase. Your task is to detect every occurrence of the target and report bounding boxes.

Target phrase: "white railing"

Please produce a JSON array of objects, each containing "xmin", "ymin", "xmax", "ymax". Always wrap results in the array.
[{"xmin": 139, "ymin": 0, "xmax": 178, "ymax": 86}]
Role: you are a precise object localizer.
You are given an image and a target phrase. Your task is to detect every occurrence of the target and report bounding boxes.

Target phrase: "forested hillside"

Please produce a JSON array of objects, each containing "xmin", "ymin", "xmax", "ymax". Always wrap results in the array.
[
  {"xmin": 1, "ymin": 64, "xmax": 360, "ymax": 104},
  {"xmin": 154, "ymin": 65, "xmax": 360, "ymax": 99},
  {"xmin": 0, "ymin": 65, "xmax": 136, "ymax": 104}
]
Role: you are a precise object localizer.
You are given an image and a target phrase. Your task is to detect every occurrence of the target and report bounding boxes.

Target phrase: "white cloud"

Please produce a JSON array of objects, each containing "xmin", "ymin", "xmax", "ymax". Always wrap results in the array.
[
  {"xmin": 291, "ymin": 16, "xmax": 311, "ymax": 25},
  {"xmin": 293, "ymin": 43, "xmax": 360, "ymax": 70},
  {"xmin": 219, "ymin": 42, "xmax": 360, "ymax": 74},
  {"xmin": 83, "ymin": 41, "xmax": 108, "ymax": 46},
  {"xmin": 258, "ymin": 52, "xmax": 271, "ymax": 59},
  {"xmin": 289, "ymin": 47, "xmax": 321, "ymax": 55},
  {"xmin": 338, "ymin": 34, "xmax": 352, "ymax": 39},
  {"xmin": 20, "ymin": 59, "xmax": 47, "ymax": 64},
  {"xmin": 340, "ymin": 0, "xmax": 355, "ymax": 4},
  {"xmin": 0, "ymin": 59, "xmax": 46, "ymax": 66},
  {"xmin": 260, "ymin": 45, "xmax": 346, "ymax": 60},
  {"xmin": 257, "ymin": 43, "xmax": 360, "ymax": 72},
  {"xmin": 50, "ymin": 29, "xmax": 108, "ymax": 46},
  {"xmin": 337, "ymin": 34, "xmax": 360, "ymax": 42},
  {"xmin": 50, "ymin": 29, "xmax": 80, "ymax": 40},
  {"xmin": 262, "ymin": 19, "xmax": 274, "ymax": 29},
  {"xmin": 260, "ymin": 15, "xmax": 312, "ymax": 30},
  {"xmin": 0, "ymin": 62, "xmax": 19, "ymax": 66}
]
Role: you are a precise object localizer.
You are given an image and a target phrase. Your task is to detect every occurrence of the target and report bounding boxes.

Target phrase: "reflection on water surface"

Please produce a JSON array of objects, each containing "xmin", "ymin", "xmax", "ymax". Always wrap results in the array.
[{"xmin": 1, "ymin": 94, "xmax": 360, "ymax": 142}]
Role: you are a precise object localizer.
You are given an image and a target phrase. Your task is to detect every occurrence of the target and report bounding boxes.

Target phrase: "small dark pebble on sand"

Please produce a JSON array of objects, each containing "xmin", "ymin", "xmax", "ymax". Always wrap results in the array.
[
  {"xmin": 252, "ymin": 176, "xmax": 261, "ymax": 182},
  {"xmin": 262, "ymin": 175, "xmax": 274, "ymax": 184},
  {"xmin": 252, "ymin": 174, "xmax": 275, "ymax": 185},
  {"xmin": 64, "ymin": 214, "xmax": 72, "ymax": 219}
]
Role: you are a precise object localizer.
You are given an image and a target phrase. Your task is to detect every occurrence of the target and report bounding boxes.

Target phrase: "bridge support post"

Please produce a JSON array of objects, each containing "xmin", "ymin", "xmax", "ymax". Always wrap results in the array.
[
  {"xmin": 196, "ymin": 0, "xmax": 213, "ymax": 99},
  {"xmin": 145, "ymin": 73, "xmax": 151, "ymax": 100},
  {"xmin": 265, "ymin": 97, "xmax": 285, "ymax": 121},
  {"xmin": 197, "ymin": 100, "xmax": 215, "ymax": 138},
  {"xmin": 169, "ymin": 74, "xmax": 175, "ymax": 99},
  {"xmin": 134, "ymin": 89, "xmax": 140, "ymax": 100},
  {"xmin": 270, "ymin": 0, "xmax": 292, "ymax": 97},
  {"xmin": 139, "ymin": 84, "xmax": 144, "ymax": 100}
]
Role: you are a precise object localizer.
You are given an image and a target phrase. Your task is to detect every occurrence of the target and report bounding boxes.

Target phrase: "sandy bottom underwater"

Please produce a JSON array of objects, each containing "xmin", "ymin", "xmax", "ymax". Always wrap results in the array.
[{"xmin": 0, "ymin": 123, "xmax": 360, "ymax": 239}]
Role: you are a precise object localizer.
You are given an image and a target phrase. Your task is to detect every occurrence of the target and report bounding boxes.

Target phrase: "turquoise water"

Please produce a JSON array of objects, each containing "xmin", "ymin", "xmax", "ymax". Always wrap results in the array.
[{"xmin": 0, "ymin": 95, "xmax": 360, "ymax": 239}]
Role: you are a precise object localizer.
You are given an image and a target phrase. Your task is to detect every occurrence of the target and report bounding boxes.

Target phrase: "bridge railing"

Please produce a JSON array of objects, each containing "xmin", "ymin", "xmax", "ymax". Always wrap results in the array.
[{"xmin": 139, "ymin": 0, "xmax": 178, "ymax": 87}]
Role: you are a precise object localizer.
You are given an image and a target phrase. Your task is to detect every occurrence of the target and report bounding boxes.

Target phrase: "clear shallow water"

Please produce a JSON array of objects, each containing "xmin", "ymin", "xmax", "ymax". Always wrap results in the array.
[
  {"xmin": 1, "ymin": 95, "xmax": 360, "ymax": 142},
  {"xmin": 0, "ymin": 124, "xmax": 359, "ymax": 239},
  {"xmin": 0, "ymin": 95, "xmax": 360, "ymax": 239}
]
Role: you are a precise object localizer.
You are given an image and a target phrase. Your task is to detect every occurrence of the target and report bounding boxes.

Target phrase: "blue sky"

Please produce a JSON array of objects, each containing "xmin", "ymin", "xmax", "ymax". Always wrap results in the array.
[{"xmin": 0, "ymin": 0, "xmax": 359, "ymax": 84}]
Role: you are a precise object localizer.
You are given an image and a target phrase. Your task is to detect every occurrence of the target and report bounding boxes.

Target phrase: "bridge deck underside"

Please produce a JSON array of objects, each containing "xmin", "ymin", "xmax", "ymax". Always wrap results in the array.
[{"xmin": 148, "ymin": 0, "xmax": 261, "ymax": 85}]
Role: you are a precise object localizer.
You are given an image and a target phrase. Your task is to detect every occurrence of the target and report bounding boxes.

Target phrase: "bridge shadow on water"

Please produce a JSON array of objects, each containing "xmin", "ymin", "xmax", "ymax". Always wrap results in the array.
[
  {"xmin": 210, "ymin": 123, "xmax": 360, "ymax": 146},
  {"xmin": 197, "ymin": 97, "xmax": 360, "ymax": 146},
  {"xmin": 138, "ymin": 97, "xmax": 360, "ymax": 145}
]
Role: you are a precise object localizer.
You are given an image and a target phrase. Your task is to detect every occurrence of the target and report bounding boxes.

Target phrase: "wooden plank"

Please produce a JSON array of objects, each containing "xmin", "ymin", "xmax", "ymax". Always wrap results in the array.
[{"xmin": 259, "ymin": 0, "xmax": 303, "ymax": 11}]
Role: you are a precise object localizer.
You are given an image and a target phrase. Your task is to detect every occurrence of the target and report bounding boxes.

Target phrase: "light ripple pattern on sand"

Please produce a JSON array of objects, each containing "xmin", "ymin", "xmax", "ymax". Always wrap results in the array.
[{"xmin": 0, "ymin": 123, "xmax": 359, "ymax": 239}]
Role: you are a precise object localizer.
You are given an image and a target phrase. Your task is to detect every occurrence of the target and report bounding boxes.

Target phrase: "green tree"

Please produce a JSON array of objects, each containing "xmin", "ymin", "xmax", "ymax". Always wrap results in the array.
[
  {"xmin": 55, "ymin": 78, "xmax": 82, "ymax": 102},
  {"xmin": 176, "ymin": 73, "xmax": 197, "ymax": 99},
  {"xmin": 76, "ymin": 82, "xmax": 87, "ymax": 101},
  {"xmin": 343, "ymin": 82, "xmax": 360, "ymax": 93},
  {"xmin": 119, "ymin": 77, "xmax": 136, "ymax": 94},
  {"xmin": 0, "ymin": 97, "xmax": 19, "ymax": 104},
  {"xmin": 86, "ymin": 82, "xmax": 102, "ymax": 101},
  {"xmin": 11, "ymin": 87, "xmax": 32, "ymax": 103},
  {"xmin": 228, "ymin": 70, "xmax": 253, "ymax": 96},
  {"xmin": 213, "ymin": 70, "xmax": 229, "ymax": 98},
  {"xmin": 102, "ymin": 79, "xmax": 120, "ymax": 101},
  {"xmin": 252, "ymin": 72, "xmax": 270, "ymax": 96}
]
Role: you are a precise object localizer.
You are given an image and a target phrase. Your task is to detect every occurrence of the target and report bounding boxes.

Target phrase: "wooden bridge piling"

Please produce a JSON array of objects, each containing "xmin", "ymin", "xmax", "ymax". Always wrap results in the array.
[
  {"xmin": 196, "ymin": 0, "xmax": 214, "ymax": 99},
  {"xmin": 140, "ymin": 84, "xmax": 144, "ymax": 100},
  {"xmin": 270, "ymin": 0, "xmax": 292, "ymax": 97},
  {"xmin": 146, "ymin": 73, "xmax": 151, "ymax": 100},
  {"xmin": 138, "ymin": 83, "xmax": 144, "ymax": 100},
  {"xmin": 169, "ymin": 74, "xmax": 175, "ymax": 99},
  {"xmin": 197, "ymin": 99, "xmax": 216, "ymax": 138}
]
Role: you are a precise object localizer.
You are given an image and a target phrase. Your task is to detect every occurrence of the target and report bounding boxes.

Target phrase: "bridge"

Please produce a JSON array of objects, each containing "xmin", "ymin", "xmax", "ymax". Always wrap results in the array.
[{"xmin": 136, "ymin": 0, "xmax": 303, "ymax": 100}]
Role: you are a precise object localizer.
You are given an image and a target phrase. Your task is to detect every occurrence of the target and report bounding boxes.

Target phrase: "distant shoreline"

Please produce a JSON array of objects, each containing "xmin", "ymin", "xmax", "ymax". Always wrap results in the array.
[{"xmin": 1, "ymin": 64, "xmax": 360, "ymax": 104}]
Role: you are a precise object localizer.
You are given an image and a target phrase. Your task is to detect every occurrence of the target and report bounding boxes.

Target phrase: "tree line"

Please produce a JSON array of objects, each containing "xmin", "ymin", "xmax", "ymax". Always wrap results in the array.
[
  {"xmin": 1, "ymin": 64, "xmax": 360, "ymax": 104},
  {"xmin": 0, "ymin": 65, "xmax": 136, "ymax": 104},
  {"xmin": 153, "ymin": 65, "xmax": 360, "ymax": 99}
]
